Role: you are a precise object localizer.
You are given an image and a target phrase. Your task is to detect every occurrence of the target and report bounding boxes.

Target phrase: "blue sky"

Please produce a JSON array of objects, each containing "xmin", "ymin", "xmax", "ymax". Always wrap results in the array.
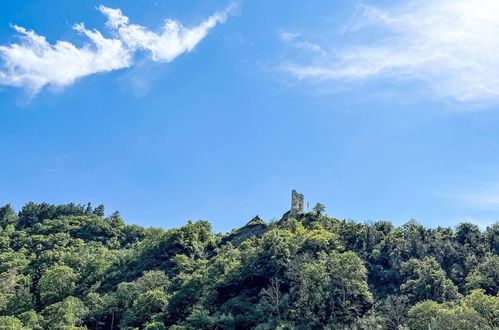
[{"xmin": 1, "ymin": 0, "xmax": 499, "ymax": 232}]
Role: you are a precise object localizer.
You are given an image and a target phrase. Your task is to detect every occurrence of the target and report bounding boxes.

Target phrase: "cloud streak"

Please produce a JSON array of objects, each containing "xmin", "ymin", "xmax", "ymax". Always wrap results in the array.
[
  {"xmin": 0, "ymin": 5, "xmax": 232, "ymax": 93},
  {"xmin": 281, "ymin": 0, "xmax": 499, "ymax": 102},
  {"xmin": 99, "ymin": 5, "xmax": 230, "ymax": 63},
  {"xmin": 445, "ymin": 184, "xmax": 499, "ymax": 211},
  {"xmin": 278, "ymin": 32, "xmax": 325, "ymax": 55}
]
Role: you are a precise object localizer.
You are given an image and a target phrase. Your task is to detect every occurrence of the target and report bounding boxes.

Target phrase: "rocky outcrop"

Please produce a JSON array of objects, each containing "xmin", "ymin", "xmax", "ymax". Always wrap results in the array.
[{"xmin": 221, "ymin": 215, "xmax": 268, "ymax": 247}]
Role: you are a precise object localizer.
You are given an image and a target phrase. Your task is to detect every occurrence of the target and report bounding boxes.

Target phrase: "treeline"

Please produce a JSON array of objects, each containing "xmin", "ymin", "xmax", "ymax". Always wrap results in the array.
[{"xmin": 0, "ymin": 202, "xmax": 497, "ymax": 329}]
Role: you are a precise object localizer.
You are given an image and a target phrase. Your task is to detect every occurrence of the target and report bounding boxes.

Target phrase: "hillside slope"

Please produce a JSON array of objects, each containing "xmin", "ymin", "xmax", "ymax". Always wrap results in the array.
[{"xmin": 0, "ymin": 202, "xmax": 497, "ymax": 329}]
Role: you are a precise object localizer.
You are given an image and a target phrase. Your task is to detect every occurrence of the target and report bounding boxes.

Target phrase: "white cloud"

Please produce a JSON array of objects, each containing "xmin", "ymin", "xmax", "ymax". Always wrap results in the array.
[
  {"xmin": 441, "ymin": 181, "xmax": 499, "ymax": 211},
  {"xmin": 0, "ymin": 24, "xmax": 131, "ymax": 92},
  {"xmin": 0, "ymin": 5, "xmax": 233, "ymax": 93},
  {"xmin": 281, "ymin": 0, "xmax": 499, "ymax": 102},
  {"xmin": 279, "ymin": 32, "xmax": 300, "ymax": 42},
  {"xmin": 278, "ymin": 31, "xmax": 324, "ymax": 55},
  {"xmin": 450, "ymin": 190, "xmax": 499, "ymax": 211},
  {"xmin": 99, "ymin": 5, "xmax": 230, "ymax": 63}
]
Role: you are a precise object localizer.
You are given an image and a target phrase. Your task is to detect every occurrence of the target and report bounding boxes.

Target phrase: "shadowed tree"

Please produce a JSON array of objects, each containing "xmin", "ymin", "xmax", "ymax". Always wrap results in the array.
[{"xmin": 312, "ymin": 203, "xmax": 326, "ymax": 215}]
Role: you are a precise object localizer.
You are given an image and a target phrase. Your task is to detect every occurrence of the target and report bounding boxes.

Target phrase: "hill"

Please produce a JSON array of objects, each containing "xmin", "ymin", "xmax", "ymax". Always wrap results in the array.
[{"xmin": 0, "ymin": 202, "xmax": 497, "ymax": 329}]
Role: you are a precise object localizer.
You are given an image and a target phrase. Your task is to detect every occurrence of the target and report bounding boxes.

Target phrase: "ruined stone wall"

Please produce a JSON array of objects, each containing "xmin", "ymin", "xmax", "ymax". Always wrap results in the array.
[{"xmin": 291, "ymin": 189, "xmax": 304, "ymax": 213}]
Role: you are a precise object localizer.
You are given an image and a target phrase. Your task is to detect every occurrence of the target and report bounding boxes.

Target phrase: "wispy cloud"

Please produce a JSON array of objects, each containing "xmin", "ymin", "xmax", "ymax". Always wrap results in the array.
[
  {"xmin": 280, "ymin": 0, "xmax": 499, "ymax": 103},
  {"xmin": 441, "ymin": 181, "xmax": 499, "ymax": 211},
  {"xmin": 0, "ymin": 5, "xmax": 234, "ymax": 93},
  {"xmin": 449, "ymin": 191, "xmax": 499, "ymax": 211},
  {"xmin": 278, "ymin": 31, "xmax": 325, "ymax": 55},
  {"xmin": 99, "ymin": 5, "xmax": 230, "ymax": 63}
]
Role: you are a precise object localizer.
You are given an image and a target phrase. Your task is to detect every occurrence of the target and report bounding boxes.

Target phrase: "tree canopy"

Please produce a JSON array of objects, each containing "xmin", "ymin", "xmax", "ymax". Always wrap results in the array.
[{"xmin": 0, "ymin": 202, "xmax": 497, "ymax": 329}]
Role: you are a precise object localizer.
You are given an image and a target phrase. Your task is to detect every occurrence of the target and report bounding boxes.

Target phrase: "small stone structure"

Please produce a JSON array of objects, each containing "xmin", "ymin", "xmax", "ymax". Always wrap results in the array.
[
  {"xmin": 291, "ymin": 189, "xmax": 304, "ymax": 213},
  {"xmin": 278, "ymin": 189, "xmax": 305, "ymax": 222}
]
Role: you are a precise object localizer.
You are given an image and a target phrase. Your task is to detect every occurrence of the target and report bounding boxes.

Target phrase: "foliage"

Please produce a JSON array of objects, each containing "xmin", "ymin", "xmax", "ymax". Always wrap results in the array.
[
  {"xmin": 0, "ymin": 315, "xmax": 22, "ymax": 328},
  {"xmin": 39, "ymin": 265, "xmax": 77, "ymax": 306},
  {"xmin": 407, "ymin": 289, "xmax": 499, "ymax": 330},
  {"xmin": 41, "ymin": 296, "xmax": 88, "ymax": 329},
  {"xmin": 400, "ymin": 257, "xmax": 460, "ymax": 304},
  {"xmin": 465, "ymin": 253, "xmax": 499, "ymax": 295},
  {"xmin": 312, "ymin": 203, "xmax": 326, "ymax": 215},
  {"xmin": 0, "ymin": 202, "xmax": 496, "ymax": 329}
]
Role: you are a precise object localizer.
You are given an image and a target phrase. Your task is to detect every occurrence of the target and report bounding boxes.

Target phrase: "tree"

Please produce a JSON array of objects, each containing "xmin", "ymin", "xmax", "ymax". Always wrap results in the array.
[
  {"xmin": 312, "ymin": 203, "xmax": 326, "ymax": 215},
  {"xmin": 135, "ymin": 270, "xmax": 170, "ymax": 292},
  {"xmin": 18, "ymin": 310, "xmax": 43, "ymax": 330},
  {"xmin": 39, "ymin": 265, "xmax": 77, "ymax": 306},
  {"xmin": 166, "ymin": 276, "xmax": 204, "ymax": 325},
  {"xmin": 456, "ymin": 223, "xmax": 482, "ymax": 247},
  {"xmin": 400, "ymin": 257, "xmax": 460, "ymax": 304},
  {"xmin": 41, "ymin": 296, "xmax": 88, "ymax": 328},
  {"xmin": 0, "ymin": 272, "xmax": 34, "ymax": 315},
  {"xmin": 93, "ymin": 204, "xmax": 105, "ymax": 217},
  {"xmin": 259, "ymin": 277, "xmax": 284, "ymax": 321},
  {"xmin": 0, "ymin": 204, "xmax": 18, "ymax": 228},
  {"xmin": 460, "ymin": 289, "xmax": 499, "ymax": 329},
  {"xmin": 145, "ymin": 322, "xmax": 167, "ymax": 330},
  {"xmin": 0, "ymin": 315, "xmax": 22, "ymax": 328},
  {"xmin": 375, "ymin": 295, "xmax": 410, "ymax": 329},
  {"xmin": 407, "ymin": 290, "xmax": 499, "ymax": 330},
  {"xmin": 122, "ymin": 290, "xmax": 169, "ymax": 328},
  {"xmin": 406, "ymin": 300, "xmax": 443, "ymax": 330},
  {"xmin": 17, "ymin": 202, "xmax": 42, "ymax": 229},
  {"xmin": 288, "ymin": 251, "xmax": 373, "ymax": 327},
  {"xmin": 485, "ymin": 223, "xmax": 499, "ymax": 254},
  {"xmin": 183, "ymin": 308, "xmax": 215, "ymax": 329},
  {"xmin": 465, "ymin": 254, "xmax": 499, "ymax": 295}
]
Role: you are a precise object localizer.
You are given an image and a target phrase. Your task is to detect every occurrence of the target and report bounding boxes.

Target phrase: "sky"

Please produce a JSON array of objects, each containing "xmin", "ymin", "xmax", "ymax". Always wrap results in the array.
[{"xmin": 1, "ymin": 0, "xmax": 499, "ymax": 232}]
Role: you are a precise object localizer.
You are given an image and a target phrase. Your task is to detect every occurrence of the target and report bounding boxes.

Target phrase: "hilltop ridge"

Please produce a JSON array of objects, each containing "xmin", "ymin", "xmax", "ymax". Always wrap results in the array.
[{"xmin": 0, "ymin": 201, "xmax": 497, "ymax": 329}]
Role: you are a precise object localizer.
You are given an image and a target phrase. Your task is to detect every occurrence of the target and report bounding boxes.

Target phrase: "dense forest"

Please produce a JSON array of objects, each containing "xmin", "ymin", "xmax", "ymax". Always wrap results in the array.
[{"xmin": 0, "ymin": 202, "xmax": 497, "ymax": 329}]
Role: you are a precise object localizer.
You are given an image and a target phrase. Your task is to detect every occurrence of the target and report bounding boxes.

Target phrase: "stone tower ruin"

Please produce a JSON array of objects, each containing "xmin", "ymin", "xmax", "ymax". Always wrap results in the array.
[{"xmin": 291, "ymin": 189, "xmax": 304, "ymax": 213}]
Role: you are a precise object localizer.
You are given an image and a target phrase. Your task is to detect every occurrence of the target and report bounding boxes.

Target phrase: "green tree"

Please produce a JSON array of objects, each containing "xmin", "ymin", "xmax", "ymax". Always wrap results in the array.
[
  {"xmin": 62, "ymin": 245, "xmax": 117, "ymax": 286},
  {"xmin": 39, "ymin": 265, "xmax": 77, "ymax": 305},
  {"xmin": 289, "ymin": 251, "xmax": 373, "ymax": 327},
  {"xmin": 465, "ymin": 254, "xmax": 499, "ymax": 295},
  {"xmin": 41, "ymin": 296, "xmax": 88, "ymax": 329},
  {"xmin": 0, "ymin": 205, "xmax": 18, "ymax": 228},
  {"xmin": 183, "ymin": 308, "xmax": 215, "ymax": 329},
  {"xmin": 407, "ymin": 290, "xmax": 499, "ymax": 330},
  {"xmin": 312, "ymin": 203, "xmax": 326, "ymax": 215},
  {"xmin": 374, "ymin": 295, "xmax": 410, "ymax": 329},
  {"xmin": 400, "ymin": 257, "xmax": 460, "ymax": 304},
  {"xmin": 122, "ymin": 290, "xmax": 169, "ymax": 328},
  {"xmin": 93, "ymin": 204, "xmax": 105, "ymax": 217},
  {"xmin": 460, "ymin": 289, "xmax": 499, "ymax": 328},
  {"xmin": 456, "ymin": 223, "xmax": 482, "ymax": 247},
  {"xmin": 485, "ymin": 223, "xmax": 498, "ymax": 254},
  {"xmin": 0, "ymin": 270, "xmax": 34, "ymax": 315},
  {"xmin": 18, "ymin": 310, "xmax": 43, "ymax": 330},
  {"xmin": 0, "ymin": 315, "xmax": 22, "ymax": 329},
  {"xmin": 145, "ymin": 322, "xmax": 167, "ymax": 330},
  {"xmin": 406, "ymin": 300, "xmax": 443, "ymax": 330}
]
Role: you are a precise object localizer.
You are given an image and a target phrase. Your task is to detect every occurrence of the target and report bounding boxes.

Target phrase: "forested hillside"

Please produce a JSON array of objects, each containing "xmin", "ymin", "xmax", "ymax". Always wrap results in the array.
[{"xmin": 0, "ymin": 202, "xmax": 497, "ymax": 329}]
